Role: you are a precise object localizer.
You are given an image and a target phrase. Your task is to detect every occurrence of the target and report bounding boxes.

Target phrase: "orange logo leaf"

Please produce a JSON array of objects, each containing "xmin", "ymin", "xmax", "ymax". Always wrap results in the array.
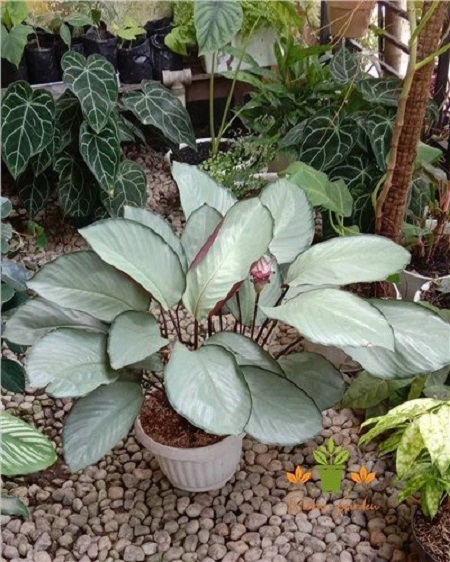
[
  {"xmin": 350, "ymin": 466, "xmax": 376, "ymax": 485},
  {"xmin": 286, "ymin": 466, "xmax": 312, "ymax": 485}
]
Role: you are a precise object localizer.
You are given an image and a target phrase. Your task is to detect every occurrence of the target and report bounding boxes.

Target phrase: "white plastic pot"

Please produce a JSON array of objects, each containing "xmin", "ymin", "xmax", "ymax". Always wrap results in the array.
[
  {"xmin": 134, "ymin": 418, "xmax": 243, "ymax": 492},
  {"xmin": 399, "ymin": 270, "xmax": 450, "ymax": 302},
  {"xmin": 203, "ymin": 28, "xmax": 276, "ymax": 74}
]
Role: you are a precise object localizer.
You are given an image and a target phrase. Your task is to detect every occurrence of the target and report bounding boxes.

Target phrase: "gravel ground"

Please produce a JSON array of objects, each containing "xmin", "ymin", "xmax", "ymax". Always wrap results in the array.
[{"xmin": 2, "ymin": 146, "xmax": 419, "ymax": 562}]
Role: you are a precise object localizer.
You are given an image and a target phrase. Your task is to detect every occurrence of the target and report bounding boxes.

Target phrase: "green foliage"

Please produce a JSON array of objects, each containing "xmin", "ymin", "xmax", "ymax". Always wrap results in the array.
[
  {"xmin": 111, "ymin": 16, "xmax": 145, "ymax": 45},
  {"xmin": 1, "ymin": 0, "xmax": 32, "ymax": 67},
  {"xmin": 6, "ymin": 166, "xmax": 449, "ymax": 473},
  {"xmin": 360, "ymin": 399, "xmax": 450, "ymax": 518},
  {"xmin": 313, "ymin": 438, "xmax": 350, "ymax": 467},
  {"xmin": 1, "ymin": 52, "xmax": 195, "ymax": 222}
]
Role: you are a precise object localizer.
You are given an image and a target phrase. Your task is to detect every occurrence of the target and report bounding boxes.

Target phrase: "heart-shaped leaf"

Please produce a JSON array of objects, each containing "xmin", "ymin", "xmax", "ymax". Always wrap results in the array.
[
  {"xmin": 62, "ymin": 52, "xmax": 118, "ymax": 133},
  {"xmin": 17, "ymin": 169, "xmax": 52, "ymax": 217},
  {"xmin": 1, "ymin": 24, "xmax": 32, "ymax": 67},
  {"xmin": 363, "ymin": 112, "xmax": 393, "ymax": 170},
  {"xmin": 356, "ymin": 77, "xmax": 401, "ymax": 107},
  {"xmin": 101, "ymin": 161, "xmax": 147, "ymax": 217},
  {"xmin": 54, "ymin": 91, "xmax": 82, "ymax": 154},
  {"xmin": 194, "ymin": 0, "xmax": 243, "ymax": 55},
  {"xmin": 55, "ymin": 153, "xmax": 97, "ymax": 218},
  {"xmin": 122, "ymin": 80, "xmax": 196, "ymax": 149},
  {"xmin": 329, "ymin": 46, "xmax": 359, "ymax": 83},
  {"xmin": 1, "ymin": 81, "xmax": 55, "ymax": 178}
]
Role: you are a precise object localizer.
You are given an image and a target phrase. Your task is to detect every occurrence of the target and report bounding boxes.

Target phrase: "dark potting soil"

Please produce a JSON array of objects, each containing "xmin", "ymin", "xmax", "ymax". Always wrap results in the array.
[
  {"xmin": 407, "ymin": 237, "xmax": 450, "ymax": 277},
  {"xmin": 171, "ymin": 140, "xmax": 232, "ymax": 166},
  {"xmin": 414, "ymin": 503, "xmax": 450, "ymax": 562},
  {"xmin": 140, "ymin": 388, "xmax": 224, "ymax": 448}
]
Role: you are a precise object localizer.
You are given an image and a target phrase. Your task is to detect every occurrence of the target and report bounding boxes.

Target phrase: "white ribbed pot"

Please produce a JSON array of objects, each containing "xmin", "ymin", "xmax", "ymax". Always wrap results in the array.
[
  {"xmin": 399, "ymin": 270, "xmax": 450, "ymax": 302},
  {"xmin": 134, "ymin": 418, "xmax": 243, "ymax": 492}
]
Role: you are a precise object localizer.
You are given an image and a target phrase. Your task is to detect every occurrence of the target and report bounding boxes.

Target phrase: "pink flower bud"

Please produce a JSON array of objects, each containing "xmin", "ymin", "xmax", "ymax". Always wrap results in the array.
[{"xmin": 250, "ymin": 256, "xmax": 273, "ymax": 292}]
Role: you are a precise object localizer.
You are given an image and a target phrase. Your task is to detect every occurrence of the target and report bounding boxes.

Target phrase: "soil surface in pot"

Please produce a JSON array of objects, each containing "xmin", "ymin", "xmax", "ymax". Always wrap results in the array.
[
  {"xmin": 171, "ymin": 141, "xmax": 231, "ymax": 166},
  {"xmin": 407, "ymin": 237, "xmax": 450, "ymax": 277},
  {"xmin": 414, "ymin": 503, "xmax": 450, "ymax": 562},
  {"xmin": 140, "ymin": 389, "xmax": 224, "ymax": 448}
]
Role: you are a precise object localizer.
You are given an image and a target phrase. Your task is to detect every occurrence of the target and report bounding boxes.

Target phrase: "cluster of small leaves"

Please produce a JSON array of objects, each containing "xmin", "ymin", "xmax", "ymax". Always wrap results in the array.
[
  {"xmin": 313, "ymin": 437, "xmax": 350, "ymax": 467},
  {"xmin": 360, "ymin": 399, "xmax": 450, "ymax": 518},
  {"xmin": 1, "ymin": 51, "xmax": 196, "ymax": 222}
]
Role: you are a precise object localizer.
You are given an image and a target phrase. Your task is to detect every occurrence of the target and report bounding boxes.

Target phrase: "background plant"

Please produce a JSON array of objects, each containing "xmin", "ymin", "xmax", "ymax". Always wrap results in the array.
[{"xmin": 1, "ymin": 0, "xmax": 32, "ymax": 67}]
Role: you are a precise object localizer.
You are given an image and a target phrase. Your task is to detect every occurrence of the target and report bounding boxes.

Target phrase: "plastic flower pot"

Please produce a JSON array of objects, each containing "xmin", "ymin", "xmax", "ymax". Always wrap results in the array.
[
  {"xmin": 149, "ymin": 33, "xmax": 183, "ymax": 82},
  {"xmin": 1, "ymin": 57, "xmax": 28, "ymax": 87},
  {"xmin": 316, "ymin": 465, "xmax": 345, "ymax": 492},
  {"xmin": 82, "ymin": 27, "xmax": 118, "ymax": 69},
  {"xmin": 25, "ymin": 36, "xmax": 61, "ymax": 85},
  {"xmin": 117, "ymin": 37, "xmax": 153, "ymax": 84},
  {"xmin": 327, "ymin": 1, "xmax": 376, "ymax": 38},
  {"xmin": 134, "ymin": 417, "xmax": 243, "ymax": 492}
]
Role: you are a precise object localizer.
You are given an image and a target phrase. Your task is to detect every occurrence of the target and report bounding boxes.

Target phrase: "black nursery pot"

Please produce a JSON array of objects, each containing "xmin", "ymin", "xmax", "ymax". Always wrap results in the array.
[
  {"xmin": 150, "ymin": 33, "xmax": 183, "ymax": 82},
  {"xmin": 144, "ymin": 17, "xmax": 173, "ymax": 38},
  {"xmin": 117, "ymin": 37, "xmax": 153, "ymax": 84},
  {"xmin": 25, "ymin": 37, "xmax": 61, "ymax": 85},
  {"xmin": 1, "ymin": 57, "xmax": 28, "ymax": 87},
  {"xmin": 82, "ymin": 28, "xmax": 117, "ymax": 69}
]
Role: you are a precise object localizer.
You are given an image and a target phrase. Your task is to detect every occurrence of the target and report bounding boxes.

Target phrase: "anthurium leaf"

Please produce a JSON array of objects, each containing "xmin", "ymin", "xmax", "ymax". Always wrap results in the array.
[
  {"xmin": 4, "ymin": 297, "xmax": 107, "ymax": 346},
  {"xmin": 0, "ymin": 494, "xmax": 29, "ymax": 518},
  {"xmin": 418, "ymin": 405, "xmax": 450, "ymax": 474},
  {"xmin": 122, "ymin": 80, "xmax": 196, "ymax": 149},
  {"xmin": 79, "ymin": 119, "xmax": 120, "ymax": 193},
  {"xmin": 27, "ymin": 329, "xmax": 119, "ymax": 397},
  {"xmin": 259, "ymin": 179, "xmax": 314, "ymax": 264},
  {"xmin": 342, "ymin": 372, "xmax": 413, "ymax": 409},
  {"xmin": 285, "ymin": 161, "xmax": 353, "ymax": 217},
  {"xmin": 329, "ymin": 46, "xmax": 359, "ymax": 83},
  {"xmin": 287, "ymin": 235, "xmax": 410, "ymax": 287},
  {"xmin": 28, "ymin": 251, "xmax": 151, "ymax": 323},
  {"xmin": 101, "ymin": 161, "xmax": 147, "ymax": 218},
  {"xmin": 363, "ymin": 112, "xmax": 393, "ymax": 170},
  {"xmin": 181, "ymin": 204, "xmax": 222, "ymax": 267},
  {"xmin": 344, "ymin": 301, "xmax": 450, "ymax": 378},
  {"xmin": 1, "ymin": 359, "xmax": 26, "ymax": 393},
  {"xmin": 63, "ymin": 380, "xmax": 143, "ymax": 471},
  {"xmin": 30, "ymin": 139, "xmax": 54, "ymax": 177},
  {"xmin": 278, "ymin": 352, "xmax": 344, "ymax": 411},
  {"xmin": 108, "ymin": 311, "xmax": 168, "ymax": 369},
  {"xmin": 1, "ymin": 80, "xmax": 54, "ymax": 178},
  {"xmin": 54, "ymin": 91, "xmax": 82, "ymax": 154},
  {"xmin": 117, "ymin": 113, "xmax": 145, "ymax": 144},
  {"xmin": 356, "ymin": 77, "xmax": 401, "ymax": 107},
  {"xmin": 61, "ymin": 52, "xmax": 118, "ymax": 133},
  {"xmin": 194, "ymin": 0, "xmax": 243, "ymax": 55},
  {"xmin": 165, "ymin": 342, "xmax": 251, "ymax": 435},
  {"xmin": 227, "ymin": 262, "xmax": 282, "ymax": 326},
  {"xmin": 415, "ymin": 142, "xmax": 442, "ymax": 169},
  {"xmin": 0, "ymin": 411, "xmax": 56, "ymax": 477},
  {"xmin": 172, "ymin": 162, "xmax": 236, "ymax": 220},
  {"xmin": 204, "ymin": 331, "xmax": 283, "ymax": 375},
  {"xmin": 1, "ymin": 259, "xmax": 28, "ymax": 292},
  {"xmin": 16, "ymin": 169, "xmax": 52, "ymax": 217},
  {"xmin": 262, "ymin": 288, "xmax": 395, "ymax": 350},
  {"xmin": 124, "ymin": 206, "xmax": 187, "ymax": 271},
  {"xmin": 183, "ymin": 198, "xmax": 273, "ymax": 320},
  {"xmin": 55, "ymin": 153, "xmax": 97, "ymax": 218},
  {"xmin": 241, "ymin": 366, "xmax": 322, "ymax": 445},
  {"xmin": 80, "ymin": 219, "xmax": 185, "ymax": 310}
]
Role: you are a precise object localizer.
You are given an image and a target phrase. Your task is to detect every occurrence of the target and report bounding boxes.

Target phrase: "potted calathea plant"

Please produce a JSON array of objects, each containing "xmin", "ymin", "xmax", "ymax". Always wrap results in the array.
[
  {"xmin": 5, "ymin": 167, "xmax": 450, "ymax": 491},
  {"xmin": 360, "ymin": 398, "xmax": 450, "ymax": 562}
]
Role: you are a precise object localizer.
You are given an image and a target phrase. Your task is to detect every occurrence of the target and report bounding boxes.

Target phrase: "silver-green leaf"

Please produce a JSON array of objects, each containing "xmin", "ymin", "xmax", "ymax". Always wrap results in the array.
[
  {"xmin": 102, "ymin": 161, "xmax": 147, "ymax": 218},
  {"xmin": 194, "ymin": 0, "xmax": 243, "ymax": 55},
  {"xmin": 181, "ymin": 204, "xmax": 222, "ymax": 266}
]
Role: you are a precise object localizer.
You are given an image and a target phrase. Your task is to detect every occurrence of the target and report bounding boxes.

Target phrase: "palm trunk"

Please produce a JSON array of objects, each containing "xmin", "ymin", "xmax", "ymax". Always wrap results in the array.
[{"xmin": 376, "ymin": 1, "xmax": 449, "ymax": 242}]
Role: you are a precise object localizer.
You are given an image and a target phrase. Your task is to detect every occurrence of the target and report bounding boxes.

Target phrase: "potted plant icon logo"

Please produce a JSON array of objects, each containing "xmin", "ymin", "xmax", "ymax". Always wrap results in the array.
[{"xmin": 313, "ymin": 438, "xmax": 350, "ymax": 492}]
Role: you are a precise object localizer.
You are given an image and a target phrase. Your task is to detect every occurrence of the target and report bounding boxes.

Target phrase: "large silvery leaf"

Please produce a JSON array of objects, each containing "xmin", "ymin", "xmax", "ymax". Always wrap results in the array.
[
  {"xmin": 286, "ymin": 161, "xmax": 352, "ymax": 217},
  {"xmin": 4, "ymin": 297, "xmax": 107, "ymax": 346},
  {"xmin": 364, "ymin": 112, "xmax": 393, "ymax": 171},
  {"xmin": 194, "ymin": 0, "xmax": 243, "ymax": 55},
  {"xmin": 122, "ymin": 81, "xmax": 196, "ymax": 149},
  {"xmin": 124, "ymin": 206, "xmax": 187, "ymax": 270},
  {"xmin": 356, "ymin": 77, "xmax": 401, "ymax": 107},
  {"xmin": 80, "ymin": 120, "xmax": 120, "ymax": 193},
  {"xmin": 1, "ymin": 81, "xmax": 55, "ymax": 178},
  {"xmin": 296, "ymin": 114, "xmax": 355, "ymax": 172},
  {"xmin": 242, "ymin": 366, "xmax": 322, "ymax": 445},
  {"xmin": 227, "ymin": 262, "xmax": 282, "ymax": 326},
  {"xmin": 419, "ymin": 406, "xmax": 450, "ymax": 474},
  {"xmin": 329, "ymin": 46, "xmax": 359, "ymax": 83},
  {"xmin": 1, "ymin": 259, "xmax": 28, "ymax": 292},
  {"xmin": 27, "ymin": 329, "xmax": 118, "ymax": 397},
  {"xmin": 55, "ymin": 90, "xmax": 82, "ymax": 153},
  {"xmin": 61, "ymin": 52, "xmax": 118, "ymax": 133},
  {"xmin": 63, "ymin": 381, "xmax": 143, "ymax": 471},
  {"xmin": 165, "ymin": 342, "xmax": 251, "ymax": 434},
  {"xmin": 344, "ymin": 301, "xmax": 450, "ymax": 378},
  {"xmin": 108, "ymin": 311, "xmax": 168, "ymax": 369},
  {"xmin": 263, "ymin": 288, "xmax": 394, "ymax": 350},
  {"xmin": 0, "ymin": 412, "xmax": 56, "ymax": 476},
  {"xmin": 101, "ymin": 161, "xmax": 147, "ymax": 218},
  {"xmin": 278, "ymin": 352, "xmax": 344, "ymax": 411},
  {"xmin": 183, "ymin": 198, "xmax": 273, "ymax": 319},
  {"xmin": 287, "ymin": 235, "xmax": 410, "ymax": 286},
  {"xmin": 260, "ymin": 179, "xmax": 314, "ymax": 263},
  {"xmin": 55, "ymin": 153, "xmax": 96, "ymax": 218},
  {"xmin": 204, "ymin": 332, "xmax": 283, "ymax": 375},
  {"xmin": 17, "ymin": 169, "xmax": 52, "ymax": 217},
  {"xmin": 172, "ymin": 162, "xmax": 236, "ymax": 220},
  {"xmin": 28, "ymin": 251, "xmax": 150, "ymax": 322},
  {"xmin": 81, "ymin": 219, "xmax": 185, "ymax": 310},
  {"xmin": 181, "ymin": 204, "xmax": 222, "ymax": 267}
]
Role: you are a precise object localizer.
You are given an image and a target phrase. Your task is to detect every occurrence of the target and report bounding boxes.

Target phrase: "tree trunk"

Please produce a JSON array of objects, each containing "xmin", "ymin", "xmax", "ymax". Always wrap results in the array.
[{"xmin": 376, "ymin": 1, "xmax": 449, "ymax": 242}]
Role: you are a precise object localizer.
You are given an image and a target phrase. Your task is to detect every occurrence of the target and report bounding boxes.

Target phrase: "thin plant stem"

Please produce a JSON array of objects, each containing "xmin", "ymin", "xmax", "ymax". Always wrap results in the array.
[
  {"xmin": 207, "ymin": 316, "xmax": 213, "ymax": 337},
  {"xmin": 168, "ymin": 310, "xmax": 182, "ymax": 341},
  {"xmin": 275, "ymin": 336, "xmax": 303, "ymax": 359},
  {"xmin": 194, "ymin": 319, "xmax": 199, "ymax": 350},
  {"xmin": 219, "ymin": 309, "xmax": 224, "ymax": 332},
  {"xmin": 160, "ymin": 310, "xmax": 168, "ymax": 339},
  {"xmin": 250, "ymin": 292, "xmax": 260, "ymax": 340},
  {"xmin": 236, "ymin": 292, "xmax": 243, "ymax": 334},
  {"xmin": 259, "ymin": 319, "xmax": 278, "ymax": 349},
  {"xmin": 256, "ymin": 286, "xmax": 288, "ymax": 343},
  {"xmin": 209, "ymin": 53, "xmax": 216, "ymax": 145}
]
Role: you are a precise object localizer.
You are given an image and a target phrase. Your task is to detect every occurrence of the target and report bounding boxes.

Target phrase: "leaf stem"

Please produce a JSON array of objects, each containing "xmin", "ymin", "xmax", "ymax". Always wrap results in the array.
[
  {"xmin": 256, "ymin": 285, "xmax": 288, "ymax": 343},
  {"xmin": 250, "ymin": 292, "xmax": 260, "ymax": 340},
  {"xmin": 274, "ymin": 336, "xmax": 303, "ymax": 359}
]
